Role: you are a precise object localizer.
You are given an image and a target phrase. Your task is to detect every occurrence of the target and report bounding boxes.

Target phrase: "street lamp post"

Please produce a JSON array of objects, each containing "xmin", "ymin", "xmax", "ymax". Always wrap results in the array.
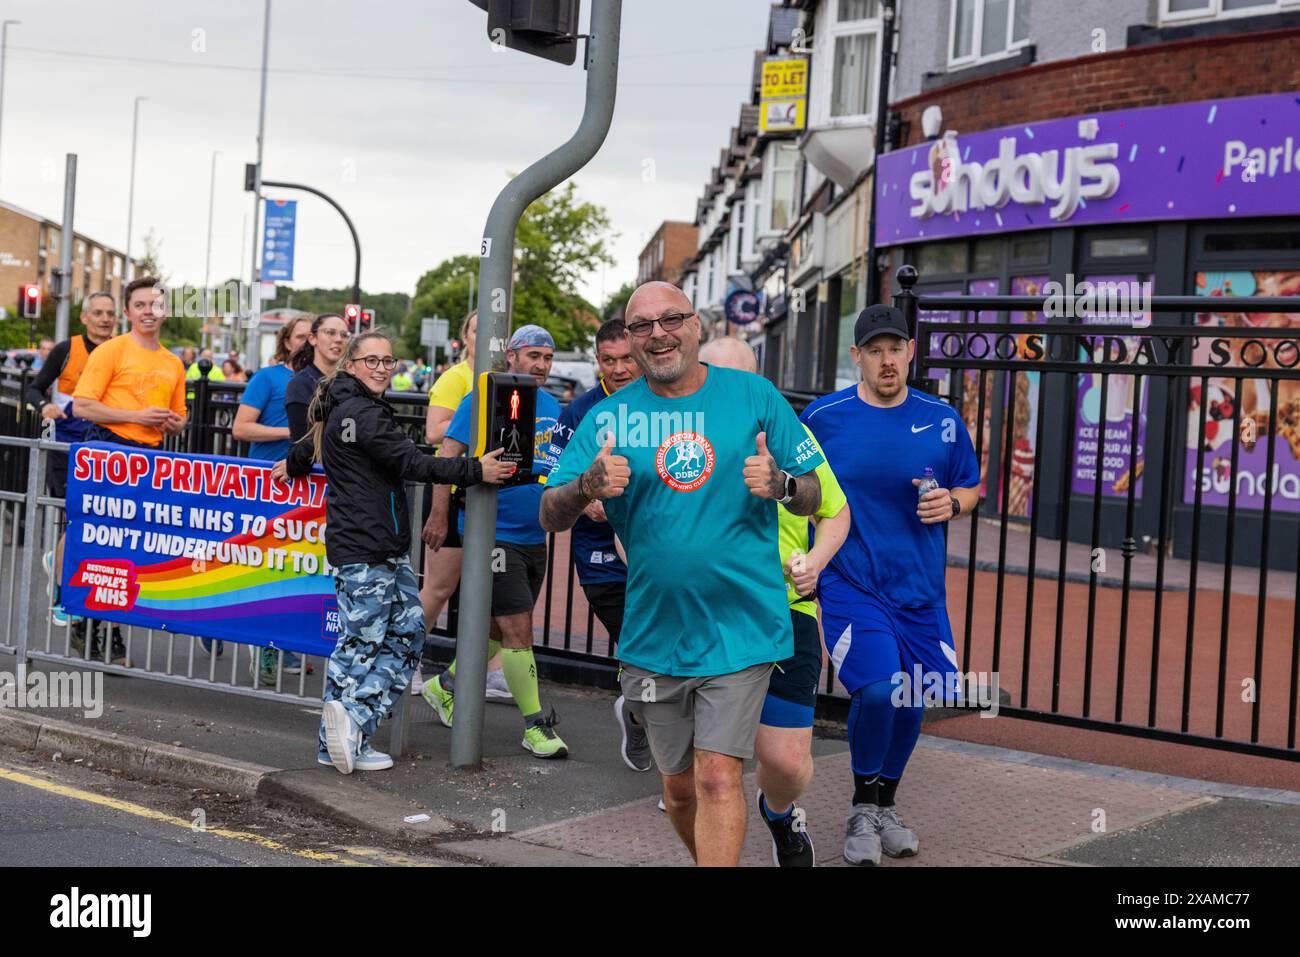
[
  {"xmin": 203, "ymin": 150, "xmax": 221, "ymax": 350},
  {"xmin": 124, "ymin": 94, "xmax": 147, "ymax": 326},
  {"xmin": 0, "ymin": 20, "xmax": 20, "ymax": 193}
]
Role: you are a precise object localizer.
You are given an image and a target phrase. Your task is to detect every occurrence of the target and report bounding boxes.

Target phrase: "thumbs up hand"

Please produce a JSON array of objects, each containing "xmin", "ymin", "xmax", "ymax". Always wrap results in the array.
[
  {"xmin": 579, "ymin": 431, "xmax": 630, "ymax": 500},
  {"xmin": 744, "ymin": 431, "xmax": 785, "ymax": 500}
]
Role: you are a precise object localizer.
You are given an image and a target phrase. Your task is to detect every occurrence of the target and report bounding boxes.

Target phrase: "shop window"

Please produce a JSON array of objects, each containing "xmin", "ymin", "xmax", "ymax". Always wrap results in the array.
[
  {"xmin": 1010, "ymin": 234, "xmax": 1049, "ymax": 264},
  {"xmin": 950, "ymin": 0, "xmax": 1031, "ymax": 68},
  {"xmin": 1089, "ymin": 236, "xmax": 1151, "ymax": 259},
  {"xmin": 1183, "ymin": 267, "xmax": 1300, "ymax": 513},
  {"xmin": 835, "ymin": 293, "xmax": 860, "ymax": 390},
  {"xmin": 917, "ymin": 240, "xmax": 967, "ymax": 276},
  {"xmin": 1161, "ymin": 0, "xmax": 1297, "ymax": 25},
  {"xmin": 1204, "ymin": 232, "xmax": 1300, "ymax": 253},
  {"xmin": 972, "ymin": 237, "xmax": 1003, "ymax": 273}
]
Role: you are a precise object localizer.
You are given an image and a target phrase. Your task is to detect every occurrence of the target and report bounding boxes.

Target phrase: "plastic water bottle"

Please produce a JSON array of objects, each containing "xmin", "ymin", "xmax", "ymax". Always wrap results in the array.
[{"xmin": 917, "ymin": 466, "xmax": 940, "ymax": 500}]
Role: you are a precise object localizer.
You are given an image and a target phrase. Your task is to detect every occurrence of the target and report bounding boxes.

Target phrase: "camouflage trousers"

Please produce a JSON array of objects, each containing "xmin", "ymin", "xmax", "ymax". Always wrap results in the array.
[{"xmin": 317, "ymin": 557, "xmax": 425, "ymax": 754}]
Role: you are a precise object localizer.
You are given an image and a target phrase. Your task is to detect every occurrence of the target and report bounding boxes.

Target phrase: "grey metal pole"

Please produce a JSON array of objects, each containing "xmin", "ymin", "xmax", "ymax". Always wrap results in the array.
[
  {"xmin": 54, "ymin": 154, "xmax": 76, "ymax": 342},
  {"xmin": 247, "ymin": 0, "xmax": 272, "ymax": 358},
  {"xmin": 204, "ymin": 150, "xmax": 220, "ymax": 351},
  {"xmin": 451, "ymin": 0, "xmax": 623, "ymax": 769},
  {"xmin": 0, "ymin": 20, "xmax": 20, "ymax": 194},
  {"xmin": 125, "ymin": 96, "xmax": 146, "ymax": 291}
]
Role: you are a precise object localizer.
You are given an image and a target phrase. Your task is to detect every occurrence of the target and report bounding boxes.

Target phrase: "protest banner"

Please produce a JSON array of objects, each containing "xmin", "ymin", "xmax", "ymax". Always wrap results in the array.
[{"xmin": 61, "ymin": 443, "xmax": 338, "ymax": 657}]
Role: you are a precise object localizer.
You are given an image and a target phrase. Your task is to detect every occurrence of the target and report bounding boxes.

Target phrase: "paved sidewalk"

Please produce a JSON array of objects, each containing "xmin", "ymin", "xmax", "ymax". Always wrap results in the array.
[{"xmin": 3, "ymin": 651, "xmax": 1297, "ymax": 866}]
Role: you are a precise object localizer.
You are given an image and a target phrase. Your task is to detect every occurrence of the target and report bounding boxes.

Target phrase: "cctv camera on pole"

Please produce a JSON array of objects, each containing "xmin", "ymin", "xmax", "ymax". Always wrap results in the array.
[{"xmin": 454, "ymin": 0, "xmax": 622, "ymax": 769}]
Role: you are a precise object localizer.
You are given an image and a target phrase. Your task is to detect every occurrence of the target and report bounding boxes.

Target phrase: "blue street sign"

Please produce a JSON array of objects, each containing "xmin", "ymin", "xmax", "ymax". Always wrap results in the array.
[{"xmin": 261, "ymin": 199, "xmax": 297, "ymax": 282}]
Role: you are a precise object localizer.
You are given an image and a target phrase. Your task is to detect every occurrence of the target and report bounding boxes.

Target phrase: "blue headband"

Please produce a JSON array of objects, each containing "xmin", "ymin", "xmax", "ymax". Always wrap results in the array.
[{"xmin": 508, "ymin": 324, "xmax": 555, "ymax": 351}]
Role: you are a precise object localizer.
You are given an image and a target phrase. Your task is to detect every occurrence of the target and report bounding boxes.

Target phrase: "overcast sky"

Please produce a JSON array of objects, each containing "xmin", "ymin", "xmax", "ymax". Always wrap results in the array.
[{"xmin": 0, "ymin": 0, "xmax": 767, "ymax": 306}]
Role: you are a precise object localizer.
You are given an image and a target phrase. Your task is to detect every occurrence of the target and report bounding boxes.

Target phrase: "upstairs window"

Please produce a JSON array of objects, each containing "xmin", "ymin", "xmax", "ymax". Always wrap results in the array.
[
  {"xmin": 950, "ymin": 0, "xmax": 1031, "ymax": 68},
  {"xmin": 811, "ymin": 0, "xmax": 883, "ymax": 127},
  {"xmin": 1162, "ymin": 0, "xmax": 1298, "ymax": 24}
]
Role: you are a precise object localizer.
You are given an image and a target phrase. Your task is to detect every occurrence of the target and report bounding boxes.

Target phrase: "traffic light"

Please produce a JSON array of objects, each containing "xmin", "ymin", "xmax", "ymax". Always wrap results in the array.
[
  {"xmin": 470, "ymin": 0, "xmax": 581, "ymax": 66},
  {"xmin": 472, "ymin": 371, "xmax": 537, "ymax": 487},
  {"xmin": 361, "ymin": 308, "xmax": 375, "ymax": 331},
  {"xmin": 18, "ymin": 284, "xmax": 41, "ymax": 320},
  {"xmin": 344, "ymin": 303, "xmax": 361, "ymax": 332},
  {"xmin": 244, "ymin": 163, "xmax": 258, "ymax": 192}
]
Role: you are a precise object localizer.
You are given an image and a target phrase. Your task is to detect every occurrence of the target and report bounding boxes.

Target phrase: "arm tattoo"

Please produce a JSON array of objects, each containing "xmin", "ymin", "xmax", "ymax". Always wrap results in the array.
[
  {"xmin": 580, "ymin": 457, "xmax": 607, "ymax": 499},
  {"xmin": 783, "ymin": 471, "xmax": 822, "ymax": 516},
  {"xmin": 764, "ymin": 457, "xmax": 784, "ymax": 499},
  {"xmin": 540, "ymin": 479, "xmax": 592, "ymax": 533}
]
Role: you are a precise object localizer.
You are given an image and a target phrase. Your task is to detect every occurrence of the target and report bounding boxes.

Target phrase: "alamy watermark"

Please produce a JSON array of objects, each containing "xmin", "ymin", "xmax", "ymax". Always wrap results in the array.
[
  {"xmin": 890, "ymin": 666, "xmax": 1000, "ymax": 717},
  {"xmin": 0, "ymin": 665, "xmax": 103, "ymax": 718},
  {"xmin": 592, "ymin": 405, "xmax": 706, "ymax": 449},
  {"xmin": 1042, "ymin": 273, "xmax": 1151, "ymax": 326}
]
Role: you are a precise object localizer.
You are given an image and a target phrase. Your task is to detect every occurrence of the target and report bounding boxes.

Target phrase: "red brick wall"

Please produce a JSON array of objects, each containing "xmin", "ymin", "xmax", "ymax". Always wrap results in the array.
[
  {"xmin": 660, "ymin": 222, "xmax": 697, "ymax": 286},
  {"xmin": 893, "ymin": 28, "xmax": 1300, "ymax": 147}
]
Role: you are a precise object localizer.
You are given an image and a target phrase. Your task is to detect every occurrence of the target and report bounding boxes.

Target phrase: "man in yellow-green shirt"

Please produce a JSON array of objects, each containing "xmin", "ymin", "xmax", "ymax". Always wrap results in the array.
[{"xmin": 698, "ymin": 336, "xmax": 851, "ymax": 868}]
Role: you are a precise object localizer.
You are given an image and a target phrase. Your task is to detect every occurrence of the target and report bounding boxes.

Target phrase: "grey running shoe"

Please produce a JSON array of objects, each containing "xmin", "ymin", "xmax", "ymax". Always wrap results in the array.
[
  {"xmin": 878, "ymin": 805, "xmax": 919, "ymax": 858},
  {"xmin": 844, "ymin": 803, "xmax": 883, "ymax": 866},
  {"xmin": 614, "ymin": 695, "xmax": 652, "ymax": 772}
]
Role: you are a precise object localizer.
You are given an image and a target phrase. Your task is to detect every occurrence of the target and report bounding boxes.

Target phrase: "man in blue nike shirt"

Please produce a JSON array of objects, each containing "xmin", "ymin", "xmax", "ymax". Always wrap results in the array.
[
  {"xmin": 541, "ymin": 281, "xmax": 824, "ymax": 867},
  {"xmin": 802, "ymin": 304, "xmax": 980, "ymax": 867}
]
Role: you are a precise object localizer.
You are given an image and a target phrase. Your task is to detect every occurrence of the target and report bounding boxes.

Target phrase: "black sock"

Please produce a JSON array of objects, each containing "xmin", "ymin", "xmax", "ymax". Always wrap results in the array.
[
  {"xmin": 853, "ymin": 773, "xmax": 879, "ymax": 807},
  {"xmin": 878, "ymin": 776, "xmax": 900, "ymax": 808}
]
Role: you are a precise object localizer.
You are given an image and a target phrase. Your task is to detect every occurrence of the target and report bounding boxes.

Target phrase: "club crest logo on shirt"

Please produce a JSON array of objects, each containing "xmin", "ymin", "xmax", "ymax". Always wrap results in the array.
[{"xmin": 655, "ymin": 431, "xmax": 715, "ymax": 492}]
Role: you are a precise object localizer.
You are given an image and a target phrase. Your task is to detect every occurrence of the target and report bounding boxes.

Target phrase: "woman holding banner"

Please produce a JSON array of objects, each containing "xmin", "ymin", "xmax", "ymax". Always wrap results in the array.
[{"xmin": 288, "ymin": 329, "xmax": 515, "ymax": 774}]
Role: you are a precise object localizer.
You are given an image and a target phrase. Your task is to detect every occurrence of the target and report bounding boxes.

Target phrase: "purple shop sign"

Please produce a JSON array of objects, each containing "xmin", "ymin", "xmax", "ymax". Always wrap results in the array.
[{"xmin": 875, "ymin": 92, "xmax": 1300, "ymax": 246}]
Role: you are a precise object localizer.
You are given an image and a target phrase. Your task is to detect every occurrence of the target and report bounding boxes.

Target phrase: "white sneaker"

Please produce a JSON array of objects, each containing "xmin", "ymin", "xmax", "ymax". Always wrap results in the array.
[
  {"xmin": 355, "ymin": 743, "xmax": 394, "ymax": 772},
  {"xmin": 321, "ymin": 701, "xmax": 360, "ymax": 775},
  {"xmin": 485, "ymin": 668, "xmax": 514, "ymax": 701},
  {"xmin": 410, "ymin": 665, "xmax": 425, "ymax": 695}
]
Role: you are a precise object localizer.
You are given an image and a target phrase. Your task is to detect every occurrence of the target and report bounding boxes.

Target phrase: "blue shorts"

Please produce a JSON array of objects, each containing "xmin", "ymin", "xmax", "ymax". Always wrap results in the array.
[
  {"xmin": 759, "ymin": 609, "xmax": 822, "ymax": 729},
  {"xmin": 818, "ymin": 569, "xmax": 960, "ymax": 698}
]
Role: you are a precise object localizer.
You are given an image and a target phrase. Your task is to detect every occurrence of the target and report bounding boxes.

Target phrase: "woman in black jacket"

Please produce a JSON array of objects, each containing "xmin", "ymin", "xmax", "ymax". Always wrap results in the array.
[{"xmin": 288, "ymin": 329, "xmax": 513, "ymax": 774}]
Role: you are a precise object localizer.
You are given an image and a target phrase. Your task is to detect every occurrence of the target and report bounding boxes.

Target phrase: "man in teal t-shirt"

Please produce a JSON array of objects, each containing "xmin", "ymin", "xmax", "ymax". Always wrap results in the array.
[{"xmin": 542, "ymin": 281, "xmax": 823, "ymax": 867}]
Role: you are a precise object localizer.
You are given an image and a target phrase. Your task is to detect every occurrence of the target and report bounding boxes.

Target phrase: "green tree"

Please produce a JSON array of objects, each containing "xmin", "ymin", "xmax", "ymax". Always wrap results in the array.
[
  {"xmin": 601, "ymin": 281, "xmax": 635, "ymax": 322},
  {"xmin": 406, "ymin": 179, "xmax": 616, "ymax": 356},
  {"xmin": 401, "ymin": 255, "xmax": 478, "ymax": 359}
]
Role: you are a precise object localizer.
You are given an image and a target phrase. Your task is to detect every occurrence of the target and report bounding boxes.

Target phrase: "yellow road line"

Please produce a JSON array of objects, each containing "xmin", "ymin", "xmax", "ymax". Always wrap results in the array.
[{"xmin": 0, "ymin": 765, "xmax": 363, "ymax": 865}]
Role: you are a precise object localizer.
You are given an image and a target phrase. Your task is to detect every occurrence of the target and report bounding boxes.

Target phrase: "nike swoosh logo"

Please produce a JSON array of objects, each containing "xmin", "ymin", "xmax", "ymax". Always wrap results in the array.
[{"xmin": 911, "ymin": 424, "xmax": 934, "ymax": 433}]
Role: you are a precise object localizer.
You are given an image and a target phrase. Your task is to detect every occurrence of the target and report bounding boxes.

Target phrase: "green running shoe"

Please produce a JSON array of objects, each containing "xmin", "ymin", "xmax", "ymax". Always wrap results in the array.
[
  {"xmin": 422, "ymin": 673, "xmax": 454, "ymax": 728},
  {"xmin": 521, "ymin": 708, "xmax": 568, "ymax": 759}
]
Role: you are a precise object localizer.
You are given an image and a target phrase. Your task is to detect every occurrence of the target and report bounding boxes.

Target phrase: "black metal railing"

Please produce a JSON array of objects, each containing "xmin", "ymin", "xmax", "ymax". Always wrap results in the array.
[{"xmin": 892, "ymin": 265, "xmax": 1300, "ymax": 761}]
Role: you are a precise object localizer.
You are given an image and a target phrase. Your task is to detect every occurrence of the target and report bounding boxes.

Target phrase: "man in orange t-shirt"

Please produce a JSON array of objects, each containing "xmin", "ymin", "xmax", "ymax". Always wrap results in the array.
[{"xmin": 74, "ymin": 277, "xmax": 187, "ymax": 448}]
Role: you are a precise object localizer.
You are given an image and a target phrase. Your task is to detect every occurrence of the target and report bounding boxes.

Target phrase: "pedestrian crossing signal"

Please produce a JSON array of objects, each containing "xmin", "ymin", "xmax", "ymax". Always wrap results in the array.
[
  {"xmin": 19, "ymin": 284, "xmax": 41, "ymax": 320},
  {"xmin": 472, "ymin": 371, "xmax": 537, "ymax": 487}
]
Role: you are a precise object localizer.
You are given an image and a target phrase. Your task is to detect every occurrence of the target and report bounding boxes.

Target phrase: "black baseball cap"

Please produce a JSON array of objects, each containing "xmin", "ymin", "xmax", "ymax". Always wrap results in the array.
[{"xmin": 854, "ymin": 305, "xmax": 911, "ymax": 347}]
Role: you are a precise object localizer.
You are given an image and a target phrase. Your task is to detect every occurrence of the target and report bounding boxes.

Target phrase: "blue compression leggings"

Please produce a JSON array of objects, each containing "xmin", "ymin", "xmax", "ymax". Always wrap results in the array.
[{"xmin": 847, "ymin": 678, "xmax": 923, "ymax": 779}]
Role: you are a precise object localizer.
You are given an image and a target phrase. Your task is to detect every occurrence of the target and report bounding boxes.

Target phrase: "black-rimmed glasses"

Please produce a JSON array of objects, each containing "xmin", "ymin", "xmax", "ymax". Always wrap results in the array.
[
  {"xmin": 627, "ymin": 312, "xmax": 693, "ymax": 338},
  {"xmin": 358, "ymin": 355, "xmax": 398, "ymax": 371}
]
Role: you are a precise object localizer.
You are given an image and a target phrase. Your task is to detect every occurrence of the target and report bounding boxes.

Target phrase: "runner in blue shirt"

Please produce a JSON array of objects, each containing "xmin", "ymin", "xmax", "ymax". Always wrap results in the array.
[
  {"xmin": 548, "ymin": 317, "xmax": 651, "ymax": 772},
  {"xmin": 421, "ymin": 325, "xmax": 570, "ymax": 759},
  {"xmin": 542, "ymin": 281, "xmax": 824, "ymax": 867},
  {"xmin": 802, "ymin": 304, "xmax": 980, "ymax": 867}
]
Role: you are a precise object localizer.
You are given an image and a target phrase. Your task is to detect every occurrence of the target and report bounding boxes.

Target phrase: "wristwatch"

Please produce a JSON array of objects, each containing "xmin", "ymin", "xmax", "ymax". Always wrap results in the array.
[
  {"xmin": 950, "ymin": 495, "xmax": 961, "ymax": 518},
  {"xmin": 778, "ymin": 470, "xmax": 797, "ymax": 505}
]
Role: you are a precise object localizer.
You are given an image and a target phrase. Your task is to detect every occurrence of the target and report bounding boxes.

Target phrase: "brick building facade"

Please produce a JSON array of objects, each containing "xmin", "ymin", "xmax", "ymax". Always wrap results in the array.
[{"xmin": 0, "ymin": 200, "xmax": 131, "ymax": 317}]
